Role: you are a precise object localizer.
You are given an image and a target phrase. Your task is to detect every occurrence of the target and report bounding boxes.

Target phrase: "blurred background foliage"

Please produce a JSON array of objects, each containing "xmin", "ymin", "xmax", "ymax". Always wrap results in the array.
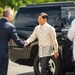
[{"xmin": 0, "ymin": 0, "xmax": 75, "ymax": 18}]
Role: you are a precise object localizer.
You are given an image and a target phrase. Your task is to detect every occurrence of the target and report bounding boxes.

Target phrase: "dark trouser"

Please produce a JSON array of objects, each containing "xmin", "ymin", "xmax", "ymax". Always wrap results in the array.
[
  {"xmin": 40, "ymin": 56, "xmax": 52, "ymax": 75},
  {"xmin": 63, "ymin": 38, "xmax": 73, "ymax": 67},
  {"xmin": 0, "ymin": 57, "xmax": 8, "ymax": 75}
]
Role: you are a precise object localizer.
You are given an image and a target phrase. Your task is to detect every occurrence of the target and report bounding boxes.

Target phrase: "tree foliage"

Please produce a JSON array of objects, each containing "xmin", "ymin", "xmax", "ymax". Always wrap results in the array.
[{"xmin": 0, "ymin": 0, "xmax": 75, "ymax": 10}]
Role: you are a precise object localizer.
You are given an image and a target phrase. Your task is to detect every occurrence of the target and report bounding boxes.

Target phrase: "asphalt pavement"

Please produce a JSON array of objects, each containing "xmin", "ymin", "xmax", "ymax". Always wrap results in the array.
[
  {"xmin": 8, "ymin": 60, "xmax": 35, "ymax": 75},
  {"xmin": 8, "ymin": 60, "xmax": 75, "ymax": 75}
]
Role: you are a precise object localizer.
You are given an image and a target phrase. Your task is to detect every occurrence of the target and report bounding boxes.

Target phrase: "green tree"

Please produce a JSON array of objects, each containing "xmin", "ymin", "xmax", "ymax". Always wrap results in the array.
[
  {"xmin": 0, "ymin": 0, "xmax": 75, "ymax": 11},
  {"xmin": 0, "ymin": 7, "xmax": 3, "ymax": 18}
]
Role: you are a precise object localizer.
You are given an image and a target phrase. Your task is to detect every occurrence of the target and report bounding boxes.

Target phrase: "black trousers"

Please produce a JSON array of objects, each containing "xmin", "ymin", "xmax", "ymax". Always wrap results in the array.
[
  {"xmin": 0, "ymin": 57, "xmax": 8, "ymax": 75},
  {"xmin": 63, "ymin": 38, "xmax": 73, "ymax": 67},
  {"xmin": 40, "ymin": 56, "xmax": 52, "ymax": 75}
]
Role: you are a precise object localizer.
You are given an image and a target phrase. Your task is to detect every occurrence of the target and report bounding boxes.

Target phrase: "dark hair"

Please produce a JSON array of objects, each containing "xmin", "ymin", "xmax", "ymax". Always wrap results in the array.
[
  {"xmin": 38, "ymin": 12, "xmax": 49, "ymax": 20},
  {"xmin": 2, "ymin": 8, "xmax": 12, "ymax": 17}
]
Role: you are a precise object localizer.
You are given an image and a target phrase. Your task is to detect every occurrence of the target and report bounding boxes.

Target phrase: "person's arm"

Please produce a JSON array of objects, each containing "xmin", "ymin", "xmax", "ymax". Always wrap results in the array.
[
  {"xmin": 68, "ymin": 19, "xmax": 75, "ymax": 41},
  {"xmin": 49, "ymin": 27, "xmax": 58, "ymax": 58},
  {"xmin": 26, "ymin": 26, "xmax": 37, "ymax": 45},
  {"xmin": 9, "ymin": 25, "xmax": 25, "ymax": 47},
  {"xmin": 67, "ymin": 27, "xmax": 74, "ymax": 41}
]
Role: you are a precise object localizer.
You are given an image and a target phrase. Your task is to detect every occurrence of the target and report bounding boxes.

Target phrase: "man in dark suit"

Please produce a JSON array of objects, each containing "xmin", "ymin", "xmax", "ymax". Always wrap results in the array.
[{"xmin": 0, "ymin": 8, "xmax": 25, "ymax": 75}]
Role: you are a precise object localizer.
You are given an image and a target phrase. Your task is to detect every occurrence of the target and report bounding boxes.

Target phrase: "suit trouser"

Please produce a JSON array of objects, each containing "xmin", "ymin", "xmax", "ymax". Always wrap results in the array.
[
  {"xmin": 63, "ymin": 38, "xmax": 73, "ymax": 67},
  {"xmin": 0, "ymin": 57, "xmax": 8, "ymax": 75},
  {"xmin": 40, "ymin": 56, "xmax": 52, "ymax": 75}
]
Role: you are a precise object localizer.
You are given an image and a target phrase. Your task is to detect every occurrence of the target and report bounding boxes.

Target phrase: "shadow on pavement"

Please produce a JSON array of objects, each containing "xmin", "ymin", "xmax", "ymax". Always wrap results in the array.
[
  {"xmin": 17, "ymin": 72, "xmax": 35, "ymax": 75},
  {"xmin": 66, "ymin": 72, "xmax": 75, "ymax": 75}
]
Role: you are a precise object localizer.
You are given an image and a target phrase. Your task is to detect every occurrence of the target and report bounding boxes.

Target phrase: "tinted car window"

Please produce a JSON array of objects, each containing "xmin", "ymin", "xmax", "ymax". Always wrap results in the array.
[
  {"xmin": 14, "ymin": 6, "xmax": 61, "ymax": 30},
  {"xmin": 61, "ymin": 6, "xmax": 75, "ymax": 26}
]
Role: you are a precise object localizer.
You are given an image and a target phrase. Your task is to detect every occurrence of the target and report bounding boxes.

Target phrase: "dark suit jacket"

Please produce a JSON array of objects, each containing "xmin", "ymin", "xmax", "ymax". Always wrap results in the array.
[{"xmin": 0, "ymin": 18, "xmax": 24, "ymax": 58}]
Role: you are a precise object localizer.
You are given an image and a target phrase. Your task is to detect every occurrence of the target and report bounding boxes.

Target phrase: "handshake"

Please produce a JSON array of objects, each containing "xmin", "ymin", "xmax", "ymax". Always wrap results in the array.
[
  {"xmin": 24, "ymin": 40, "xmax": 28, "ymax": 47},
  {"xmin": 9, "ymin": 39, "xmax": 28, "ymax": 48}
]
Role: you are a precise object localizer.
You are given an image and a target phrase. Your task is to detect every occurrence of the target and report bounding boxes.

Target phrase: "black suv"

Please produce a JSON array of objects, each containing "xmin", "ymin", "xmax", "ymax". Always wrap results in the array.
[{"xmin": 9, "ymin": 2, "xmax": 75, "ymax": 75}]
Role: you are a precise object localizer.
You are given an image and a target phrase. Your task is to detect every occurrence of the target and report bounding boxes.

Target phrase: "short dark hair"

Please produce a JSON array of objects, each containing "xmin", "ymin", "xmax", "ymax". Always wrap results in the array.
[
  {"xmin": 2, "ymin": 8, "xmax": 12, "ymax": 17},
  {"xmin": 38, "ymin": 12, "xmax": 49, "ymax": 20}
]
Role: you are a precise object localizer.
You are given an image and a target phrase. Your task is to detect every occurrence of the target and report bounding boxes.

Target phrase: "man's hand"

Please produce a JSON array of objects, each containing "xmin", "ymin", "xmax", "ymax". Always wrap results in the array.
[
  {"xmin": 9, "ymin": 39, "xmax": 13, "ymax": 44},
  {"xmin": 54, "ymin": 52, "xmax": 59, "ymax": 58},
  {"xmin": 24, "ymin": 40, "xmax": 28, "ymax": 47}
]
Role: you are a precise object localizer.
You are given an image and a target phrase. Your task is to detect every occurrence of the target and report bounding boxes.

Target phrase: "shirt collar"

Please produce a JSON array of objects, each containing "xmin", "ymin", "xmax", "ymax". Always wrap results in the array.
[
  {"xmin": 39, "ymin": 22, "xmax": 47, "ymax": 28},
  {"xmin": 2, "ymin": 17, "xmax": 8, "ymax": 21}
]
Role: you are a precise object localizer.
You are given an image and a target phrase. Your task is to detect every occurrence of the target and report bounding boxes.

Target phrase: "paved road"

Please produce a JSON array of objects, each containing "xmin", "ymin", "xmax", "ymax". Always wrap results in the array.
[
  {"xmin": 8, "ymin": 60, "xmax": 35, "ymax": 75},
  {"xmin": 8, "ymin": 60, "xmax": 75, "ymax": 75}
]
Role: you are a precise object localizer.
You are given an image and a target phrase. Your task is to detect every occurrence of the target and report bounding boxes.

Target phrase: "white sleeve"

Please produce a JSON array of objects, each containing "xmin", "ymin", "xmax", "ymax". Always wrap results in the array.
[
  {"xmin": 49, "ymin": 27, "xmax": 58, "ymax": 53},
  {"xmin": 67, "ymin": 28, "xmax": 74, "ymax": 41},
  {"xmin": 27, "ymin": 27, "xmax": 37, "ymax": 44}
]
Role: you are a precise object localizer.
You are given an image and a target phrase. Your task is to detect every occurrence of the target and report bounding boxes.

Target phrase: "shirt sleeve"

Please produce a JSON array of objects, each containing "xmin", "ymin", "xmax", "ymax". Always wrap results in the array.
[
  {"xmin": 49, "ymin": 26, "xmax": 58, "ymax": 53},
  {"xmin": 67, "ymin": 27, "xmax": 74, "ymax": 41},
  {"xmin": 27, "ymin": 26, "xmax": 37, "ymax": 44},
  {"xmin": 9, "ymin": 26, "xmax": 24, "ymax": 47}
]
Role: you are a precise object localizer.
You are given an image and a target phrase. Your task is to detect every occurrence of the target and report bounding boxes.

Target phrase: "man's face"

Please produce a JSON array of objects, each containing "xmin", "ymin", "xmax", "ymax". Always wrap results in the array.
[
  {"xmin": 8, "ymin": 10, "xmax": 14, "ymax": 22},
  {"xmin": 38, "ymin": 15, "xmax": 47, "ymax": 25}
]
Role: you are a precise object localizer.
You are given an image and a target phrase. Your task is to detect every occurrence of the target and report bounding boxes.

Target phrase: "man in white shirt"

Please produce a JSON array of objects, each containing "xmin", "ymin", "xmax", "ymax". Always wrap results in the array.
[
  {"xmin": 67, "ymin": 19, "xmax": 75, "ymax": 61},
  {"xmin": 25, "ymin": 12, "xmax": 58, "ymax": 75}
]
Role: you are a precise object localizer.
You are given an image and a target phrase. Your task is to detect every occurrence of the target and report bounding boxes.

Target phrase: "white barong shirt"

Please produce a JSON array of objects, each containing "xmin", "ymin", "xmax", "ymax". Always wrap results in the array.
[{"xmin": 27, "ymin": 22, "xmax": 58, "ymax": 58}]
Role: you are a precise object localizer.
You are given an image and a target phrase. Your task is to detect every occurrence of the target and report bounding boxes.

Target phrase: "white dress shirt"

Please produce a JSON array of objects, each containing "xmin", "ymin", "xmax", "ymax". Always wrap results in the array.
[
  {"xmin": 67, "ymin": 19, "xmax": 75, "ymax": 41},
  {"xmin": 67, "ymin": 19, "xmax": 75, "ymax": 61},
  {"xmin": 67, "ymin": 28, "xmax": 75, "ymax": 41},
  {"xmin": 27, "ymin": 22, "xmax": 58, "ymax": 58}
]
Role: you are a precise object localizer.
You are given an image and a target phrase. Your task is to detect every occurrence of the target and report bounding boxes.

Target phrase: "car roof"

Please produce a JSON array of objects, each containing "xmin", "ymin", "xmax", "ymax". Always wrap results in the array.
[
  {"xmin": 26, "ymin": 1, "xmax": 75, "ymax": 7},
  {"xmin": 18, "ymin": 1, "xmax": 75, "ymax": 9}
]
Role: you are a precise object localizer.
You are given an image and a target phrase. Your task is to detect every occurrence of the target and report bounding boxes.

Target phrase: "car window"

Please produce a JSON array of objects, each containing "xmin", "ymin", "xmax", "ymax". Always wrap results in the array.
[
  {"xmin": 14, "ymin": 6, "xmax": 61, "ymax": 30},
  {"xmin": 61, "ymin": 6, "xmax": 75, "ymax": 27}
]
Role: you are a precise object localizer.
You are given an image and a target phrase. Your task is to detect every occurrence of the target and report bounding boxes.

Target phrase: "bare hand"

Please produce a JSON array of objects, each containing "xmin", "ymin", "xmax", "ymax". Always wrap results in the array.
[
  {"xmin": 54, "ymin": 52, "xmax": 59, "ymax": 58},
  {"xmin": 24, "ymin": 40, "xmax": 28, "ymax": 47},
  {"xmin": 9, "ymin": 39, "xmax": 13, "ymax": 44}
]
